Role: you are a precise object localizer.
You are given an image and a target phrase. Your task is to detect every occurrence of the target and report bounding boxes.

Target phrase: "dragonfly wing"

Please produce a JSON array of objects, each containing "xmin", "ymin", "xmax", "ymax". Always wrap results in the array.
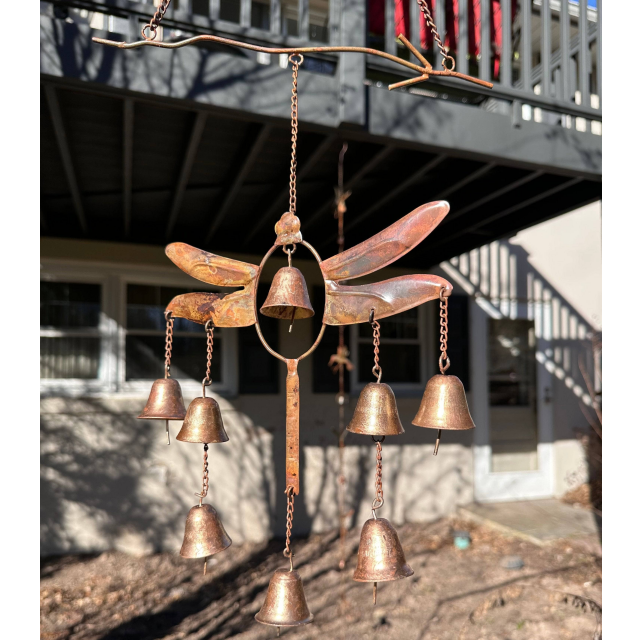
[
  {"xmin": 166, "ymin": 289, "xmax": 256, "ymax": 327},
  {"xmin": 320, "ymin": 201, "xmax": 449, "ymax": 282},
  {"xmin": 323, "ymin": 275, "xmax": 452, "ymax": 325},
  {"xmin": 166, "ymin": 243, "xmax": 259, "ymax": 286}
]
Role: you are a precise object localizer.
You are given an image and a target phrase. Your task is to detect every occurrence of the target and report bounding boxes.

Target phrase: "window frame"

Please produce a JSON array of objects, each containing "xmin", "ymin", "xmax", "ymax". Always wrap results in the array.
[
  {"xmin": 348, "ymin": 304, "xmax": 434, "ymax": 397},
  {"xmin": 40, "ymin": 259, "xmax": 238, "ymax": 397}
]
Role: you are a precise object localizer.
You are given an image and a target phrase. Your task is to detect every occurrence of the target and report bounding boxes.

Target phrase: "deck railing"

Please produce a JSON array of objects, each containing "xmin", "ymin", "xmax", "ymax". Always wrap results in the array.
[{"xmin": 42, "ymin": 0, "xmax": 601, "ymax": 128}]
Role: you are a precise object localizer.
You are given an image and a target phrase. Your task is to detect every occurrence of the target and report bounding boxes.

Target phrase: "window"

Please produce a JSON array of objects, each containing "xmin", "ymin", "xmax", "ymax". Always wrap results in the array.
[
  {"xmin": 125, "ymin": 284, "xmax": 222, "ymax": 382},
  {"xmin": 40, "ymin": 263, "xmax": 239, "ymax": 396},
  {"xmin": 251, "ymin": 0, "xmax": 271, "ymax": 30},
  {"xmin": 40, "ymin": 281, "xmax": 105, "ymax": 380},
  {"xmin": 350, "ymin": 305, "xmax": 429, "ymax": 394}
]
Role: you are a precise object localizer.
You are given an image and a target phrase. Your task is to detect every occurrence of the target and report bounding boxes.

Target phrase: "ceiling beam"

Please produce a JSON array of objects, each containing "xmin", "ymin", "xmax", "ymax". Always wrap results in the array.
[
  {"xmin": 44, "ymin": 84, "xmax": 87, "ymax": 233},
  {"xmin": 243, "ymin": 133, "xmax": 337, "ymax": 246},
  {"xmin": 205, "ymin": 124, "xmax": 272, "ymax": 244},
  {"xmin": 439, "ymin": 170, "xmax": 543, "ymax": 227},
  {"xmin": 303, "ymin": 146, "xmax": 395, "ymax": 231},
  {"xmin": 433, "ymin": 163, "xmax": 496, "ymax": 200},
  {"xmin": 165, "ymin": 111, "xmax": 208, "ymax": 239},
  {"xmin": 344, "ymin": 154, "xmax": 446, "ymax": 234},
  {"xmin": 123, "ymin": 98, "xmax": 134, "ymax": 239},
  {"xmin": 436, "ymin": 177, "xmax": 583, "ymax": 248}
]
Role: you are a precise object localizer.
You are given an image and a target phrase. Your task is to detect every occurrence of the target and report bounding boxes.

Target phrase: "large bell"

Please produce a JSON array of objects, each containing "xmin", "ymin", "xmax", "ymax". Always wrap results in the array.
[
  {"xmin": 138, "ymin": 378, "xmax": 186, "ymax": 421},
  {"xmin": 353, "ymin": 517, "xmax": 414, "ymax": 583},
  {"xmin": 260, "ymin": 267, "xmax": 314, "ymax": 322},
  {"xmin": 255, "ymin": 568, "xmax": 314, "ymax": 628},
  {"xmin": 347, "ymin": 382, "xmax": 404, "ymax": 436},
  {"xmin": 413, "ymin": 374, "xmax": 475, "ymax": 455},
  {"xmin": 176, "ymin": 397, "xmax": 229, "ymax": 444},
  {"xmin": 180, "ymin": 504, "xmax": 232, "ymax": 558},
  {"xmin": 412, "ymin": 374, "xmax": 476, "ymax": 431}
]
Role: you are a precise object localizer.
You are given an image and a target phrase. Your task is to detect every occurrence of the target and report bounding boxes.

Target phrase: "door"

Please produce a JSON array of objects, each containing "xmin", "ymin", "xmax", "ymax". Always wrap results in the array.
[{"xmin": 471, "ymin": 305, "xmax": 554, "ymax": 501}]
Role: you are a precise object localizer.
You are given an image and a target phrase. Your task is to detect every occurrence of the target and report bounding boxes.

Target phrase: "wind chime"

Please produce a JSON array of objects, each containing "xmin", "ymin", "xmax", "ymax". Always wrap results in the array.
[{"xmin": 100, "ymin": 0, "xmax": 488, "ymax": 631}]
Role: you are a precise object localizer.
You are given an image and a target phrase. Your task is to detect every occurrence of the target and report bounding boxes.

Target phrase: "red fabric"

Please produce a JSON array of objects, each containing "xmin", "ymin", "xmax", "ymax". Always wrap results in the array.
[
  {"xmin": 395, "ymin": 0, "xmax": 411, "ymax": 37},
  {"xmin": 369, "ymin": 0, "xmax": 385, "ymax": 35}
]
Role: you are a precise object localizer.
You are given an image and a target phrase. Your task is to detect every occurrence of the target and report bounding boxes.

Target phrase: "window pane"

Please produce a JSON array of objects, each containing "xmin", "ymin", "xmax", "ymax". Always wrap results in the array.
[
  {"xmin": 127, "ymin": 284, "xmax": 201, "ymax": 332},
  {"xmin": 192, "ymin": 0, "xmax": 209, "ymax": 16},
  {"xmin": 358, "ymin": 307, "xmax": 419, "ymax": 339},
  {"xmin": 358, "ymin": 343, "xmax": 419, "ymax": 383},
  {"xmin": 281, "ymin": 0, "xmax": 298, "ymax": 35},
  {"xmin": 41, "ymin": 282, "xmax": 101, "ymax": 328},
  {"xmin": 488, "ymin": 319, "xmax": 537, "ymax": 406},
  {"xmin": 41, "ymin": 337, "xmax": 101, "ymax": 379},
  {"xmin": 220, "ymin": 0, "xmax": 240, "ymax": 22},
  {"xmin": 126, "ymin": 335, "xmax": 221, "ymax": 381}
]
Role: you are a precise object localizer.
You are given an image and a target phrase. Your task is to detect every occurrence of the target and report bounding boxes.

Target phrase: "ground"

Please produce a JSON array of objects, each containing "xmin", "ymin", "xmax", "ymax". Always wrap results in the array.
[{"xmin": 41, "ymin": 515, "xmax": 602, "ymax": 640}]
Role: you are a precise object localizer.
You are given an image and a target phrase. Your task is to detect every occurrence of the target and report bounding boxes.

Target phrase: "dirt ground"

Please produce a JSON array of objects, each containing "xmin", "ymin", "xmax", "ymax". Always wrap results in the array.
[{"xmin": 41, "ymin": 515, "xmax": 602, "ymax": 640}]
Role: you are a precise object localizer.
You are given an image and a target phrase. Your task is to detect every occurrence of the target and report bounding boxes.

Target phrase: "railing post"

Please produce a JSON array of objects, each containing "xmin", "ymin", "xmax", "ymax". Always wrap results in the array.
[
  {"xmin": 457, "ymin": 0, "xmax": 468, "ymax": 76},
  {"xmin": 579, "ymin": 0, "xmax": 589, "ymax": 105},
  {"xmin": 410, "ymin": 0, "xmax": 422, "ymax": 53},
  {"xmin": 339, "ymin": 0, "xmax": 366, "ymax": 127},
  {"xmin": 271, "ymin": 0, "xmax": 281, "ymax": 35},
  {"xmin": 521, "ymin": 0, "xmax": 532, "ymax": 93},
  {"xmin": 500, "ymin": 0, "xmax": 511, "ymax": 86},
  {"xmin": 240, "ymin": 0, "xmax": 251, "ymax": 27},
  {"xmin": 541, "ymin": 0, "xmax": 551, "ymax": 95},
  {"xmin": 299, "ymin": 0, "xmax": 309, "ymax": 39},
  {"xmin": 480, "ymin": 0, "xmax": 490, "ymax": 81},
  {"xmin": 560, "ymin": 0, "xmax": 570, "ymax": 102},
  {"xmin": 209, "ymin": 0, "xmax": 220, "ymax": 21},
  {"xmin": 385, "ymin": 0, "xmax": 396, "ymax": 54}
]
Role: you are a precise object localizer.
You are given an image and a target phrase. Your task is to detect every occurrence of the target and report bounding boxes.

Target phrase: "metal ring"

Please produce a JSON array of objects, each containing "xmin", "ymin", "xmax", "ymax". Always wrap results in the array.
[
  {"xmin": 371, "ymin": 435, "xmax": 386, "ymax": 443},
  {"xmin": 369, "ymin": 308, "xmax": 375, "ymax": 324},
  {"xmin": 282, "ymin": 244, "xmax": 297, "ymax": 256},
  {"xmin": 442, "ymin": 56, "xmax": 456, "ymax": 72},
  {"xmin": 439, "ymin": 287, "xmax": 447, "ymax": 301},
  {"xmin": 372, "ymin": 365, "xmax": 382, "ymax": 382},
  {"xmin": 288, "ymin": 53, "xmax": 304, "ymax": 65},
  {"xmin": 141, "ymin": 25, "xmax": 157, "ymax": 41},
  {"xmin": 205, "ymin": 319, "xmax": 214, "ymax": 331},
  {"xmin": 371, "ymin": 497, "xmax": 384, "ymax": 510},
  {"xmin": 164, "ymin": 309, "xmax": 173, "ymax": 320},
  {"xmin": 439, "ymin": 354, "xmax": 451, "ymax": 373}
]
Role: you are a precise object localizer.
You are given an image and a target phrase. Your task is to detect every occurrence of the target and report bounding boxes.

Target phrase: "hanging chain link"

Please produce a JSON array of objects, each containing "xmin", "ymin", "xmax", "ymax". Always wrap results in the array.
[
  {"xmin": 164, "ymin": 311, "xmax": 174, "ymax": 378},
  {"xmin": 141, "ymin": 0, "xmax": 171, "ymax": 41},
  {"xmin": 288, "ymin": 54, "xmax": 303, "ymax": 217},
  {"xmin": 195, "ymin": 444, "xmax": 209, "ymax": 506},
  {"xmin": 283, "ymin": 486, "xmax": 295, "ymax": 570},
  {"xmin": 370, "ymin": 310, "xmax": 382, "ymax": 382},
  {"xmin": 202, "ymin": 320, "xmax": 214, "ymax": 395},
  {"xmin": 416, "ymin": 0, "xmax": 456, "ymax": 71},
  {"xmin": 439, "ymin": 288, "xmax": 451, "ymax": 374},
  {"xmin": 371, "ymin": 437, "xmax": 385, "ymax": 514}
]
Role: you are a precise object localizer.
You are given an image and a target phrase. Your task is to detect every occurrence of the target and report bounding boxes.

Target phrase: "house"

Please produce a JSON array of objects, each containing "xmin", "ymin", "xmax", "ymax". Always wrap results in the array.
[{"xmin": 40, "ymin": 0, "xmax": 601, "ymax": 555}]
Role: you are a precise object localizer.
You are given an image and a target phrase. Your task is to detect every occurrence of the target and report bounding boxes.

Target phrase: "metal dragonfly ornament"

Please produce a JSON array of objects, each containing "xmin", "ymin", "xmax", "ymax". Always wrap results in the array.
[{"xmin": 104, "ymin": 0, "xmax": 486, "ymax": 627}]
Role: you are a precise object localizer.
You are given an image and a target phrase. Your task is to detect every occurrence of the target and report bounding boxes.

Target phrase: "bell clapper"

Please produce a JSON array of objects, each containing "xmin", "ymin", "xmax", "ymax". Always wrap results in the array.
[
  {"xmin": 204, "ymin": 557, "xmax": 207, "ymax": 575},
  {"xmin": 373, "ymin": 581, "xmax": 377, "ymax": 605},
  {"xmin": 289, "ymin": 305, "xmax": 295, "ymax": 333},
  {"xmin": 433, "ymin": 429, "xmax": 441, "ymax": 456},
  {"xmin": 166, "ymin": 419, "xmax": 170, "ymax": 446}
]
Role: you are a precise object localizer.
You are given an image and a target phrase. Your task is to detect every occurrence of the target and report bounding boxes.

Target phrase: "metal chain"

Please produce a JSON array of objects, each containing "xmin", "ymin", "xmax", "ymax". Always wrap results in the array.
[
  {"xmin": 371, "ymin": 438, "xmax": 385, "ymax": 514},
  {"xmin": 370, "ymin": 310, "xmax": 382, "ymax": 382},
  {"xmin": 202, "ymin": 320, "xmax": 214, "ymax": 395},
  {"xmin": 164, "ymin": 311, "xmax": 174, "ymax": 378},
  {"xmin": 416, "ymin": 0, "xmax": 456, "ymax": 71},
  {"xmin": 439, "ymin": 288, "xmax": 451, "ymax": 374},
  {"xmin": 195, "ymin": 444, "xmax": 209, "ymax": 506},
  {"xmin": 141, "ymin": 0, "xmax": 171, "ymax": 41},
  {"xmin": 283, "ymin": 486, "xmax": 295, "ymax": 570},
  {"xmin": 288, "ymin": 54, "xmax": 303, "ymax": 217}
]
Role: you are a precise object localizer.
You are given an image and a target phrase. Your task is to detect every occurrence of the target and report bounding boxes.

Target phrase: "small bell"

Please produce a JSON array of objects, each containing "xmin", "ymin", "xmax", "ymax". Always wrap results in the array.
[
  {"xmin": 138, "ymin": 378, "xmax": 186, "ymax": 421},
  {"xmin": 412, "ymin": 374, "xmax": 475, "ymax": 454},
  {"xmin": 138, "ymin": 378, "xmax": 187, "ymax": 445},
  {"xmin": 347, "ymin": 382, "xmax": 404, "ymax": 436},
  {"xmin": 176, "ymin": 397, "xmax": 229, "ymax": 444},
  {"xmin": 255, "ymin": 568, "xmax": 314, "ymax": 628},
  {"xmin": 353, "ymin": 517, "xmax": 413, "ymax": 603},
  {"xmin": 180, "ymin": 504, "xmax": 232, "ymax": 559},
  {"xmin": 260, "ymin": 267, "xmax": 314, "ymax": 331}
]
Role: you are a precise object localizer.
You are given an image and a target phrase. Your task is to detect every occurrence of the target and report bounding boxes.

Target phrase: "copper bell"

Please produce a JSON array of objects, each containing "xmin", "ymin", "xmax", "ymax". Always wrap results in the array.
[
  {"xmin": 353, "ymin": 517, "xmax": 413, "ymax": 603},
  {"xmin": 260, "ymin": 267, "xmax": 314, "ymax": 324},
  {"xmin": 176, "ymin": 397, "xmax": 229, "ymax": 444},
  {"xmin": 138, "ymin": 378, "xmax": 186, "ymax": 421},
  {"xmin": 347, "ymin": 382, "xmax": 404, "ymax": 436},
  {"xmin": 180, "ymin": 504, "xmax": 232, "ymax": 558},
  {"xmin": 255, "ymin": 568, "xmax": 314, "ymax": 628},
  {"xmin": 412, "ymin": 374, "xmax": 475, "ymax": 454}
]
